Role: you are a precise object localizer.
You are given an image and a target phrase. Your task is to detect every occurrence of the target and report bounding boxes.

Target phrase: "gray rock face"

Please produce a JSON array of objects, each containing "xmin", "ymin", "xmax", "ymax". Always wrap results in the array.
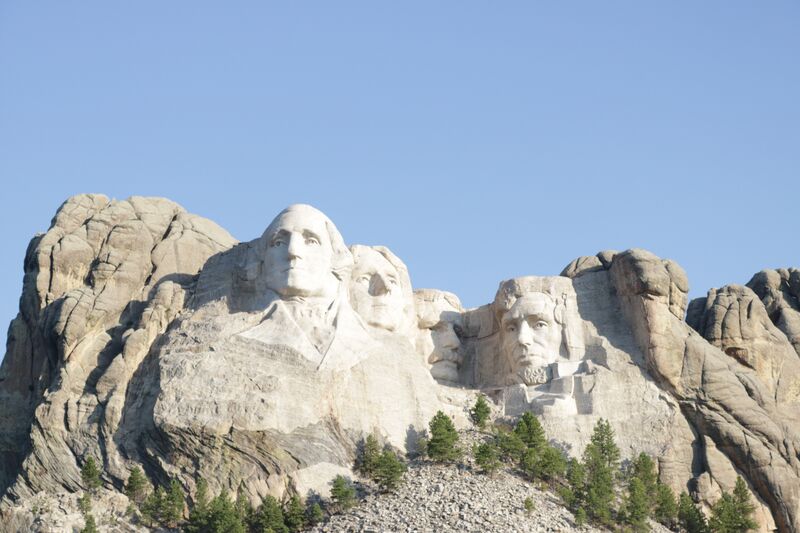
[{"xmin": 1, "ymin": 199, "xmax": 799, "ymax": 532}]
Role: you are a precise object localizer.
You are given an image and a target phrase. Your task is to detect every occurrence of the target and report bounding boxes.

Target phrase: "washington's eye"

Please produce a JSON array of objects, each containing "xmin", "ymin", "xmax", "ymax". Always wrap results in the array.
[
  {"xmin": 305, "ymin": 236, "xmax": 320, "ymax": 245},
  {"xmin": 270, "ymin": 238, "xmax": 285, "ymax": 247}
]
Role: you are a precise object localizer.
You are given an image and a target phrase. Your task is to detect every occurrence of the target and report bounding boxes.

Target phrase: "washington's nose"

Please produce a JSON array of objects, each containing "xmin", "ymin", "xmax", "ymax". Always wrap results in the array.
[
  {"xmin": 369, "ymin": 275, "xmax": 389, "ymax": 296},
  {"xmin": 286, "ymin": 235, "xmax": 303, "ymax": 259}
]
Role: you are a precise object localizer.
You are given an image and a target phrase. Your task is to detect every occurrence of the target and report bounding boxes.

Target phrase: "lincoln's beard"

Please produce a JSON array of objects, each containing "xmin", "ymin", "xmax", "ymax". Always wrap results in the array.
[{"xmin": 517, "ymin": 364, "xmax": 550, "ymax": 385}]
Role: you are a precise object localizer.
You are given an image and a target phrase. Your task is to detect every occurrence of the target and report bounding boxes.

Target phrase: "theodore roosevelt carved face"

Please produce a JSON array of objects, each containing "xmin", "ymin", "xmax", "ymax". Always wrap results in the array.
[
  {"xmin": 350, "ymin": 245, "xmax": 407, "ymax": 331},
  {"xmin": 414, "ymin": 289, "xmax": 464, "ymax": 383},
  {"xmin": 500, "ymin": 293, "xmax": 563, "ymax": 385},
  {"xmin": 262, "ymin": 204, "xmax": 349, "ymax": 299}
]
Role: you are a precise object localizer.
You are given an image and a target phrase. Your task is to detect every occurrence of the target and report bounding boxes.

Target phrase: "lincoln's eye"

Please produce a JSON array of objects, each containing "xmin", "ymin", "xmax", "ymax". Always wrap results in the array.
[
  {"xmin": 533, "ymin": 321, "xmax": 548, "ymax": 330},
  {"xmin": 505, "ymin": 324, "xmax": 516, "ymax": 333}
]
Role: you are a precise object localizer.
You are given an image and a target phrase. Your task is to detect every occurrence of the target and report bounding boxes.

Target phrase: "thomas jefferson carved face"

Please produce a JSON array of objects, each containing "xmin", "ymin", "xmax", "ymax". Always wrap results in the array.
[
  {"xmin": 501, "ymin": 293, "xmax": 562, "ymax": 385},
  {"xmin": 263, "ymin": 205, "xmax": 339, "ymax": 298},
  {"xmin": 415, "ymin": 290, "xmax": 464, "ymax": 383},
  {"xmin": 350, "ymin": 247, "xmax": 405, "ymax": 331}
]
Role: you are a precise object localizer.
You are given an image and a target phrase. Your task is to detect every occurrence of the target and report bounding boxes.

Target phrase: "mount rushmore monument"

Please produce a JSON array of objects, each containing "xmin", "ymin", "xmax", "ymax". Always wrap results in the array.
[{"xmin": 1, "ymin": 195, "xmax": 799, "ymax": 531}]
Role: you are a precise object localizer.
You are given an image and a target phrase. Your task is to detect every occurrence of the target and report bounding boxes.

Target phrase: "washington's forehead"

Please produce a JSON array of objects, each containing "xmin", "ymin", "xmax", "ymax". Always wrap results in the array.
[{"xmin": 270, "ymin": 209, "xmax": 329, "ymax": 236}]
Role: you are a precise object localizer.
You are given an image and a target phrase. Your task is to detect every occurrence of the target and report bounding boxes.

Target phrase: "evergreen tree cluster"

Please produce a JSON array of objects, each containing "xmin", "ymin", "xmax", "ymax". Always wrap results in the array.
[
  {"xmin": 356, "ymin": 434, "xmax": 408, "ymax": 492},
  {"xmin": 471, "ymin": 412, "xmax": 566, "ymax": 484}
]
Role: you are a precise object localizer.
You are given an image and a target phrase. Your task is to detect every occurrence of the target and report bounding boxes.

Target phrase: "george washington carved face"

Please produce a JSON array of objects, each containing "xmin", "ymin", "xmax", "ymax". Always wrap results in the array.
[{"xmin": 262, "ymin": 204, "xmax": 348, "ymax": 299}]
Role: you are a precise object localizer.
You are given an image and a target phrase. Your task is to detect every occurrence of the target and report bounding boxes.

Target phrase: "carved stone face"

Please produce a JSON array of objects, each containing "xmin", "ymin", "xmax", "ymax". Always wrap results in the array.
[
  {"xmin": 263, "ymin": 206, "xmax": 338, "ymax": 298},
  {"xmin": 415, "ymin": 290, "xmax": 464, "ymax": 383},
  {"xmin": 501, "ymin": 293, "xmax": 562, "ymax": 385},
  {"xmin": 350, "ymin": 247, "xmax": 405, "ymax": 331}
]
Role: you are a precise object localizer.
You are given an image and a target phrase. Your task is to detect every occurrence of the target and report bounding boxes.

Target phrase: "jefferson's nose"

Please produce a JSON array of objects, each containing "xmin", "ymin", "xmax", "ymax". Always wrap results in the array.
[{"xmin": 369, "ymin": 275, "xmax": 389, "ymax": 296}]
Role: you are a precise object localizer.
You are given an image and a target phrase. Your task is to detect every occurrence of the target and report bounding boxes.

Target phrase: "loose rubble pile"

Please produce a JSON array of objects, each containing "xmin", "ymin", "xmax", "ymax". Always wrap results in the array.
[{"xmin": 311, "ymin": 430, "xmax": 669, "ymax": 533}]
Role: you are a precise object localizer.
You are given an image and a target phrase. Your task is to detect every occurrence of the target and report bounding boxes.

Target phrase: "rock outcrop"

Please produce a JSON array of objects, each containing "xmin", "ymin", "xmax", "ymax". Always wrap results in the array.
[{"xmin": 1, "ymin": 197, "xmax": 799, "ymax": 531}]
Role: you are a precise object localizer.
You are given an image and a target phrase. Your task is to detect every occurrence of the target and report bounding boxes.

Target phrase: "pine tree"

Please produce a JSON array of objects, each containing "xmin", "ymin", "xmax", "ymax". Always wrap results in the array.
[
  {"xmin": 187, "ymin": 489, "xmax": 246, "ymax": 533},
  {"xmin": 653, "ymin": 482, "xmax": 678, "ymax": 527},
  {"xmin": 77, "ymin": 492, "xmax": 92, "ymax": 515},
  {"xmin": 514, "ymin": 412, "xmax": 546, "ymax": 451},
  {"xmin": 494, "ymin": 427, "xmax": 526, "ymax": 463},
  {"xmin": 284, "ymin": 495, "xmax": 307, "ymax": 532},
  {"xmin": 522, "ymin": 444, "xmax": 566, "ymax": 483},
  {"xmin": 709, "ymin": 478, "xmax": 757, "ymax": 533},
  {"xmin": 470, "ymin": 394, "xmax": 491, "ymax": 430},
  {"xmin": 357, "ymin": 434, "xmax": 381, "ymax": 477},
  {"xmin": 678, "ymin": 491, "xmax": 709, "ymax": 533},
  {"xmin": 630, "ymin": 453, "xmax": 658, "ymax": 507},
  {"xmin": 524, "ymin": 497, "xmax": 535, "ymax": 514},
  {"xmin": 582, "ymin": 433, "xmax": 616, "ymax": 524},
  {"xmin": 621, "ymin": 477, "xmax": 649, "ymax": 532},
  {"xmin": 373, "ymin": 450, "xmax": 407, "ymax": 492},
  {"xmin": 473, "ymin": 442, "xmax": 501, "ymax": 475},
  {"xmin": 250, "ymin": 495, "xmax": 288, "ymax": 533},
  {"xmin": 306, "ymin": 501, "xmax": 324, "ymax": 525},
  {"xmin": 587, "ymin": 418, "xmax": 620, "ymax": 470},
  {"xmin": 163, "ymin": 479, "xmax": 185, "ymax": 527},
  {"xmin": 426, "ymin": 411, "xmax": 460, "ymax": 462},
  {"xmin": 124, "ymin": 466, "xmax": 150, "ymax": 506},
  {"xmin": 329, "ymin": 475, "xmax": 356, "ymax": 512},
  {"xmin": 141, "ymin": 486, "xmax": 165, "ymax": 527},
  {"xmin": 559, "ymin": 458, "xmax": 585, "ymax": 510},
  {"xmin": 80, "ymin": 513, "xmax": 99, "ymax": 533},
  {"xmin": 81, "ymin": 456, "xmax": 102, "ymax": 492}
]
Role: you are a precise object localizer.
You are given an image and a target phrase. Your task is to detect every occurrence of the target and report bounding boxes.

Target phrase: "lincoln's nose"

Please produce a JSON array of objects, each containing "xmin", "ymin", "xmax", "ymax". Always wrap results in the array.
[{"xmin": 517, "ymin": 321, "xmax": 533, "ymax": 346}]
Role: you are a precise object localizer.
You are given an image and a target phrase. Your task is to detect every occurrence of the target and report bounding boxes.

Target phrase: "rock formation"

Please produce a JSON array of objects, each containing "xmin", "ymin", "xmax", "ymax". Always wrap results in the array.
[{"xmin": 1, "ymin": 196, "xmax": 799, "ymax": 531}]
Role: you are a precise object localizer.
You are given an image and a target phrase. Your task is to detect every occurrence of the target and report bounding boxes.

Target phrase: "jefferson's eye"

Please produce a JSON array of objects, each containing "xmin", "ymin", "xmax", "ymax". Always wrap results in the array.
[{"xmin": 357, "ymin": 275, "xmax": 371, "ymax": 284}]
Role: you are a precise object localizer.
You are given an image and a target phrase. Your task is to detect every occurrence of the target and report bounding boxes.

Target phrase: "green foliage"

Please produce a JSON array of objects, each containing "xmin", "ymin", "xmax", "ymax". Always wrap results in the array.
[
  {"xmin": 80, "ymin": 513, "xmax": 98, "ymax": 533},
  {"xmin": 524, "ymin": 497, "xmax": 535, "ymax": 514},
  {"xmin": 587, "ymin": 418, "xmax": 620, "ymax": 471},
  {"xmin": 77, "ymin": 492, "xmax": 92, "ymax": 515},
  {"xmin": 621, "ymin": 477, "xmax": 650, "ymax": 532},
  {"xmin": 470, "ymin": 394, "xmax": 491, "ymax": 429},
  {"xmin": 472, "ymin": 441, "xmax": 502, "ymax": 475},
  {"xmin": 678, "ymin": 492, "xmax": 710, "ymax": 533},
  {"xmin": 521, "ymin": 444, "xmax": 566, "ymax": 483},
  {"xmin": 582, "ymin": 443, "xmax": 615, "ymax": 524},
  {"xmin": 372, "ymin": 450, "xmax": 407, "ymax": 492},
  {"xmin": 163, "ymin": 479, "xmax": 186, "ymax": 527},
  {"xmin": 124, "ymin": 466, "xmax": 150, "ymax": 506},
  {"xmin": 330, "ymin": 475, "xmax": 357, "ymax": 513},
  {"xmin": 138, "ymin": 479, "xmax": 185, "ymax": 528},
  {"xmin": 357, "ymin": 434, "xmax": 381, "ymax": 477},
  {"xmin": 186, "ymin": 489, "xmax": 246, "ymax": 533},
  {"xmin": 574, "ymin": 506, "xmax": 587, "ymax": 527},
  {"xmin": 426, "ymin": 411, "xmax": 461, "ymax": 462},
  {"xmin": 493, "ymin": 428, "xmax": 526, "ymax": 464},
  {"xmin": 560, "ymin": 458, "xmax": 585, "ymax": 510},
  {"xmin": 306, "ymin": 502, "xmax": 324, "ymax": 525},
  {"xmin": 247, "ymin": 495, "xmax": 287, "ymax": 533},
  {"xmin": 654, "ymin": 483, "xmax": 678, "ymax": 527},
  {"xmin": 708, "ymin": 477, "xmax": 757, "ymax": 533},
  {"xmin": 514, "ymin": 413, "xmax": 546, "ymax": 451},
  {"xmin": 80, "ymin": 456, "xmax": 102, "ymax": 492},
  {"xmin": 284, "ymin": 495, "xmax": 307, "ymax": 532},
  {"xmin": 141, "ymin": 486, "xmax": 165, "ymax": 527}
]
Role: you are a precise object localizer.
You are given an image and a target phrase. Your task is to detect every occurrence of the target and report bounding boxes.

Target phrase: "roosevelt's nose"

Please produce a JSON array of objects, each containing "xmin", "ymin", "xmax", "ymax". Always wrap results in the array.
[
  {"xmin": 440, "ymin": 325, "xmax": 460, "ymax": 350},
  {"xmin": 369, "ymin": 274, "xmax": 389, "ymax": 296}
]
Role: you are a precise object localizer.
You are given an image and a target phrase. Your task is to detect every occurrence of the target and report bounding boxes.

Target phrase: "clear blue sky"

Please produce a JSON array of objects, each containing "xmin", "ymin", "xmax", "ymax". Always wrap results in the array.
[{"xmin": 1, "ymin": 2, "xmax": 798, "ymax": 353}]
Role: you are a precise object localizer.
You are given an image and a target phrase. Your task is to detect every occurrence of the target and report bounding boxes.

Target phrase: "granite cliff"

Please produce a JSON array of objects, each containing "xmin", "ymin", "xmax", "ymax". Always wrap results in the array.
[{"xmin": 1, "ymin": 195, "xmax": 799, "ymax": 531}]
